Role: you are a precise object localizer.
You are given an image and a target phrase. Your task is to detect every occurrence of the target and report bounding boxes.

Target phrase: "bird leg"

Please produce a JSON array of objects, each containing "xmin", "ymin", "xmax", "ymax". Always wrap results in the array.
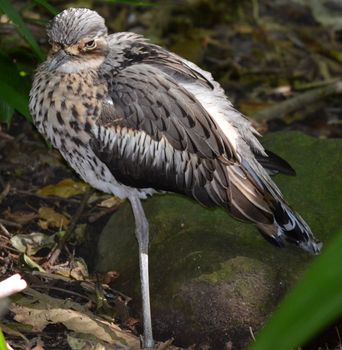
[{"xmin": 129, "ymin": 196, "xmax": 154, "ymax": 349}]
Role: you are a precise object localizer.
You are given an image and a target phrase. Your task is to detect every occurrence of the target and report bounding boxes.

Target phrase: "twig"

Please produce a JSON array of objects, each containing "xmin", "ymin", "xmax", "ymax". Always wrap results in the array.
[
  {"xmin": 0, "ymin": 223, "xmax": 11, "ymax": 238},
  {"xmin": 45, "ymin": 190, "xmax": 92, "ymax": 266},
  {"xmin": 249, "ymin": 326, "xmax": 256, "ymax": 342},
  {"xmin": 0, "ymin": 219, "xmax": 22, "ymax": 229},
  {"xmin": 29, "ymin": 284, "xmax": 90, "ymax": 301},
  {"xmin": 88, "ymin": 205, "xmax": 120, "ymax": 223},
  {"xmin": 294, "ymin": 77, "xmax": 340, "ymax": 91},
  {"xmin": 205, "ymin": 56, "xmax": 242, "ymax": 71},
  {"xmin": 336, "ymin": 326, "xmax": 342, "ymax": 347},
  {"xmin": 81, "ymin": 278, "xmax": 132, "ymax": 303},
  {"xmin": 252, "ymin": 0, "xmax": 260, "ymax": 24},
  {"xmin": 0, "ymin": 183, "xmax": 10, "ymax": 205},
  {"xmin": 13, "ymin": 189, "xmax": 80, "ymax": 204},
  {"xmin": 0, "ymin": 130, "xmax": 14, "ymax": 142},
  {"xmin": 254, "ymin": 80, "xmax": 342, "ymax": 122}
]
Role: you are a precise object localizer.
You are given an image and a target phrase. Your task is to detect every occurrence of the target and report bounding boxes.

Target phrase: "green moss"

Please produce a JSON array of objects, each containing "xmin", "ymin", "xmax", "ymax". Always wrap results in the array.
[{"xmin": 198, "ymin": 256, "xmax": 269, "ymax": 285}]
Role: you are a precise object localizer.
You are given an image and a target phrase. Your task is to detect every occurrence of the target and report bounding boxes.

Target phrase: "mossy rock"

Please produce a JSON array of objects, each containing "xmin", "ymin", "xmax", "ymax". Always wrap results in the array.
[{"xmin": 96, "ymin": 131, "xmax": 341, "ymax": 349}]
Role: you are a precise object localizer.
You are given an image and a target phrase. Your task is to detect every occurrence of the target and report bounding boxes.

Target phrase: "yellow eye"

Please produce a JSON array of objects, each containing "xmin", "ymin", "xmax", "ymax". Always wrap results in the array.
[{"xmin": 84, "ymin": 40, "xmax": 96, "ymax": 50}]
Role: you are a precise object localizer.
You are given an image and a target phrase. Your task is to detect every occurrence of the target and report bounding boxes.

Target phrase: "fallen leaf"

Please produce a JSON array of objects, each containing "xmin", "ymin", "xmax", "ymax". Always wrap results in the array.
[
  {"xmin": 70, "ymin": 258, "xmax": 89, "ymax": 280},
  {"xmin": 103, "ymin": 271, "xmax": 120, "ymax": 285},
  {"xmin": 30, "ymin": 339, "xmax": 45, "ymax": 350},
  {"xmin": 38, "ymin": 207, "xmax": 69, "ymax": 229},
  {"xmin": 3, "ymin": 210, "xmax": 37, "ymax": 225},
  {"xmin": 156, "ymin": 338, "xmax": 175, "ymax": 350},
  {"xmin": 11, "ymin": 289, "xmax": 140, "ymax": 348},
  {"xmin": 98, "ymin": 196, "xmax": 123, "ymax": 209},
  {"xmin": 37, "ymin": 179, "xmax": 90, "ymax": 199},
  {"xmin": 21, "ymin": 254, "xmax": 45, "ymax": 272},
  {"xmin": 12, "ymin": 305, "xmax": 115, "ymax": 343},
  {"xmin": 10, "ymin": 232, "xmax": 55, "ymax": 255},
  {"xmin": 48, "ymin": 258, "xmax": 88, "ymax": 280},
  {"xmin": 67, "ymin": 333, "xmax": 111, "ymax": 350}
]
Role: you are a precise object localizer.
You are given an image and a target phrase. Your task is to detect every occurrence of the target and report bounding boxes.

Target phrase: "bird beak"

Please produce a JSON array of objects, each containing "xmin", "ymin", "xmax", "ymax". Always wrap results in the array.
[{"xmin": 48, "ymin": 49, "xmax": 69, "ymax": 71}]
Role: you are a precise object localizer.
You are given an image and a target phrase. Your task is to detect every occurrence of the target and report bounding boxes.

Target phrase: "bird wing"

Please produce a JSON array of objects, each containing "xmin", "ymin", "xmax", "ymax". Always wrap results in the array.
[{"xmin": 89, "ymin": 62, "xmax": 273, "ymax": 224}]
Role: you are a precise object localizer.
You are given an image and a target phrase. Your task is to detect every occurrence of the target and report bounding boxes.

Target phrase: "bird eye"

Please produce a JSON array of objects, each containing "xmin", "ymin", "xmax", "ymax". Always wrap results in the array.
[{"xmin": 84, "ymin": 40, "xmax": 96, "ymax": 50}]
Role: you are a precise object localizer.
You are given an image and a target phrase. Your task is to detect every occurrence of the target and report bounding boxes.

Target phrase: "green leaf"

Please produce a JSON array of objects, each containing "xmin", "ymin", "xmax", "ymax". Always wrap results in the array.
[
  {"xmin": 0, "ymin": 54, "xmax": 31, "ymax": 123},
  {"xmin": 0, "ymin": 329, "xmax": 7, "ymax": 350},
  {"xmin": 0, "ymin": 0, "xmax": 44, "ymax": 60},
  {"xmin": 0, "ymin": 98, "xmax": 14, "ymax": 126},
  {"xmin": 249, "ymin": 230, "xmax": 342, "ymax": 350},
  {"xmin": 0, "ymin": 81, "xmax": 31, "ymax": 121},
  {"xmin": 0, "ymin": 53, "xmax": 24, "ymax": 87},
  {"xmin": 33, "ymin": 0, "xmax": 58, "ymax": 15},
  {"xmin": 22, "ymin": 254, "xmax": 45, "ymax": 272}
]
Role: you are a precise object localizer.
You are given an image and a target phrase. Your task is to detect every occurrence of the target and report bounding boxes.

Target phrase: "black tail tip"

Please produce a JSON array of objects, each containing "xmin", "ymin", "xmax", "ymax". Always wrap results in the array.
[{"xmin": 257, "ymin": 223, "xmax": 323, "ymax": 255}]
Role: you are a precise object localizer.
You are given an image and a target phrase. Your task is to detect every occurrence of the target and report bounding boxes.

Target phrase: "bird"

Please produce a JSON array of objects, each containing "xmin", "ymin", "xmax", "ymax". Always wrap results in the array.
[{"xmin": 29, "ymin": 8, "xmax": 322, "ymax": 348}]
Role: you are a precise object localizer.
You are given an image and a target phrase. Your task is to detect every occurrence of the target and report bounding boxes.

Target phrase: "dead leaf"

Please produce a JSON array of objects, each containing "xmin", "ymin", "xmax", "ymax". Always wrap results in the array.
[
  {"xmin": 11, "ymin": 290, "xmax": 140, "ymax": 348},
  {"xmin": 70, "ymin": 258, "xmax": 89, "ymax": 280},
  {"xmin": 10, "ymin": 232, "xmax": 55, "ymax": 255},
  {"xmin": 3, "ymin": 209, "xmax": 37, "ymax": 225},
  {"xmin": 30, "ymin": 339, "xmax": 45, "ymax": 350},
  {"xmin": 11, "ymin": 305, "xmax": 115, "ymax": 343},
  {"xmin": 103, "ymin": 271, "xmax": 120, "ymax": 285},
  {"xmin": 98, "ymin": 196, "xmax": 123, "ymax": 209},
  {"xmin": 48, "ymin": 258, "xmax": 88, "ymax": 280},
  {"xmin": 67, "ymin": 333, "xmax": 112, "ymax": 350},
  {"xmin": 38, "ymin": 207, "xmax": 69, "ymax": 229},
  {"xmin": 37, "ymin": 179, "xmax": 90, "ymax": 199},
  {"xmin": 156, "ymin": 338, "xmax": 175, "ymax": 350}
]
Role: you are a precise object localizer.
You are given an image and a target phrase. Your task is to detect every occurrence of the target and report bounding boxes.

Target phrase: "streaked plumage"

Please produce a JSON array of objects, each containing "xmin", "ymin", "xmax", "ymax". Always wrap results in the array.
[{"xmin": 29, "ymin": 8, "xmax": 322, "ymax": 347}]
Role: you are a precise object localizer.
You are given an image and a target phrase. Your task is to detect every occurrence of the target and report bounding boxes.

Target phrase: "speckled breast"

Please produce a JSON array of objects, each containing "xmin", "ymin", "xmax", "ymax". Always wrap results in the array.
[{"xmin": 29, "ymin": 66, "xmax": 106, "ymax": 150}]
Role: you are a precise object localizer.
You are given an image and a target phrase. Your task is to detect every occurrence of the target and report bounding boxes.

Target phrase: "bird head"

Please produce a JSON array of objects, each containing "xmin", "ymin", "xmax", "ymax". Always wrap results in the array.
[{"xmin": 46, "ymin": 8, "xmax": 108, "ymax": 73}]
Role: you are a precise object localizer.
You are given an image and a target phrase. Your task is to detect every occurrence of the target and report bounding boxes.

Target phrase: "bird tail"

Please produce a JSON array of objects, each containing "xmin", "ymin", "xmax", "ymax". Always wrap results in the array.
[
  {"xmin": 257, "ymin": 201, "xmax": 322, "ymax": 254},
  {"xmin": 238, "ymin": 158, "xmax": 322, "ymax": 254}
]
